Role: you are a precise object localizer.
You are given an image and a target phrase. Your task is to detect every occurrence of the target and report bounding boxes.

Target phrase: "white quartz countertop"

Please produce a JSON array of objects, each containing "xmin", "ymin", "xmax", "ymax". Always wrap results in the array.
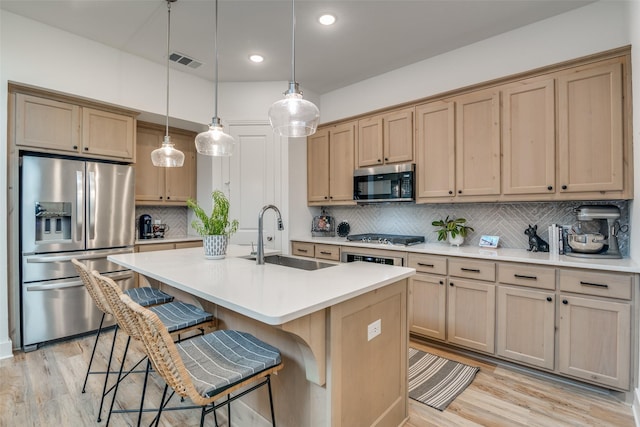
[
  {"xmin": 109, "ymin": 245, "xmax": 415, "ymax": 325},
  {"xmin": 135, "ymin": 236, "xmax": 202, "ymax": 245},
  {"xmin": 292, "ymin": 236, "xmax": 640, "ymax": 273}
]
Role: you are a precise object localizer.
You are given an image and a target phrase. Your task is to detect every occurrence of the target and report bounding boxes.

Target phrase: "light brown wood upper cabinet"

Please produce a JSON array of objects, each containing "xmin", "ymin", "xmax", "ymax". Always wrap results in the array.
[
  {"xmin": 502, "ymin": 78, "xmax": 556, "ymax": 196},
  {"xmin": 82, "ymin": 107, "xmax": 135, "ymax": 160},
  {"xmin": 415, "ymin": 101, "xmax": 455, "ymax": 199},
  {"xmin": 14, "ymin": 93, "xmax": 135, "ymax": 162},
  {"xmin": 135, "ymin": 122, "xmax": 197, "ymax": 205},
  {"xmin": 307, "ymin": 121, "xmax": 356, "ymax": 205},
  {"xmin": 557, "ymin": 58, "xmax": 625, "ymax": 194},
  {"xmin": 357, "ymin": 108, "xmax": 413, "ymax": 167},
  {"xmin": 415, "ymin": 89, "xmax": 500, "ymax": 202}
]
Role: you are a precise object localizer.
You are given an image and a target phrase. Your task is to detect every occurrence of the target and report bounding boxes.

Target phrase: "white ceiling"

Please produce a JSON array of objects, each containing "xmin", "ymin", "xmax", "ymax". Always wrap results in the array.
[{"xmin": 1, "ymin": 0, "xmax": 595, "ymax": 95}]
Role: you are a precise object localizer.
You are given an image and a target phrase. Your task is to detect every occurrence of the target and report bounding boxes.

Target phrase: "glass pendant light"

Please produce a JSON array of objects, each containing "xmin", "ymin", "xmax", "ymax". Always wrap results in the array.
[
  {"xmin": 151, "ymin": 0, "xmax": 185, "ymax": 167},
  {"xmin": 195, "ymin": 0, "xmax": 235, "ymax": 156},
  {"xmin": 268, "ymin": 0, "xmax": 320, "ymax": 138}
]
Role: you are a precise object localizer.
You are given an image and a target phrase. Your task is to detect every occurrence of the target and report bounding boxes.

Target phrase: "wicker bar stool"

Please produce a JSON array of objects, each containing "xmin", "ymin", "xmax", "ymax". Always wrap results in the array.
[
  {"xmin": 120, "ymin": 293, "xmax": 284, "ymax": 427},
  {"xmin": 91, "ymin": 270, "xmax": 217, "ymax": 426},
  {"xmin": 71, "ymin": 259, "xmax": 175, "ymax": 422}
]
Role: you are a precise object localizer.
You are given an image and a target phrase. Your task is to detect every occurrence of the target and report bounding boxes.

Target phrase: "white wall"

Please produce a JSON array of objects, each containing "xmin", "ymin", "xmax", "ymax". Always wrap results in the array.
[{"xmin": 320, "ymin": 1, "xmax": 631, "ymax": 123}]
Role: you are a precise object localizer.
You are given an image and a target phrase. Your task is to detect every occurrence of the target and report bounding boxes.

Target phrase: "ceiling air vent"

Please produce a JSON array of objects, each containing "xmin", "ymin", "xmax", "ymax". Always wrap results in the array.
[{"xmin": 169, "ymin": 52, "xmax": 203, "ymax": 69}]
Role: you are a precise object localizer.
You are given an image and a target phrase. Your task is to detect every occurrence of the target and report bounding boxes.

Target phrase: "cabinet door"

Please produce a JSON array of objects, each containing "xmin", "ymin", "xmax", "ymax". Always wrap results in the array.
[
  {"xmin": 410, "ymin": 274, "xmax": 446, "ymax": 340},
  {"xmin": 383, "ymin": 108, "xmax": 413, "ymax": 164},
  {"xmin": 502, "ymin": 79, "xmax": 555, "ymax": 195},
  {"xmin": 455, "ymin": 90, "xmax": 501, "ymax": 197},
  {"xmin": 135, "ymin": 125, "xmax": 166, "ymax": 203},
  {"xmin": 558, "ymin": 295, "xmax": 630, "ymax": 389},
  {"xmin": 415, "ymin": 101, "xmax": 455, "ymax": 199},
  {"xmin": 496, "ymin": 286, "xmax": 555, "ymax": 369},
  {"xmin": 307, "ymin": 128, "xmax": 330, "ymax": 203},
  {"xmin": 447, "ymin": 278, "xmax": 495, "ymax": 353},
  {"xmin": 557, "ymin": 60, "xmax": 624, "ymax": 193},
  {"xmin": 329, "ymin": 121, "xmax": 356, "ymax": 202},
  {"xmin": 82, "ymin": 107, "xmax": 134, "ymax": 160},
  {"xmin": 165, "ymin": 131, "xmax": 197, "ymax": 203},
  {"xmin": 15, "ymin": 94, "xmax": 81, "ymax": 153},
  {"xmin": 357, "ymin": 115, "xmax": 383, "ymax": 167}
]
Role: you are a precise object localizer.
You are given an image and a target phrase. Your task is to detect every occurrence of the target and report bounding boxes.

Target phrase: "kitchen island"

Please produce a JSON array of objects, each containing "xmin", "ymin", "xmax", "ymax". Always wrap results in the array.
[{"xmin": 109, "ymin": 245, "xmax": 415, "ymax": 427}]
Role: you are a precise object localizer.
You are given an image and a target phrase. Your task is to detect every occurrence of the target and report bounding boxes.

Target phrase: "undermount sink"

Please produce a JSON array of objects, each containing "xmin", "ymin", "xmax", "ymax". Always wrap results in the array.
[{"xmin": 242, "ymin": 254, "xmax": 336, "ymax": 271}]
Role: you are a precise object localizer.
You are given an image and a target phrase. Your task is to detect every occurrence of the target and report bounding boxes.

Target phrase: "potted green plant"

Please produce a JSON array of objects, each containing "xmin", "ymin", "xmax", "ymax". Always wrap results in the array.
[
  {"xmin": 187, "ymin": 190, "xmax": 239, "ymax": 259},
  {"xmin": 431, "ymin": 216, "xmax": 474, "ymax": 246}
]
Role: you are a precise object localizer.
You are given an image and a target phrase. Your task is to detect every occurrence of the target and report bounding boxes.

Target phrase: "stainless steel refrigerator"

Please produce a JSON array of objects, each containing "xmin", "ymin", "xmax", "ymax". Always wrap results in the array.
[{"xmin": 20, "ymin": 155, "xmax": 135, "ymax": 351}]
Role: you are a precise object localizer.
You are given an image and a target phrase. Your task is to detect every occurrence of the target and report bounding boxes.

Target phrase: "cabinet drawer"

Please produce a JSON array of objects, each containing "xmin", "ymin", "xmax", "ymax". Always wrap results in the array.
[
  {"xmin": 137, "ymin": 243, "xmax": 175, "ymax": 253},
  {"xmin": 559, "ymin": 269, "xmax": 632, "ymax": 300},
  {"xmin": 498, "ymin": 263, "xmax": 556, "ymax": 290},
  {"xmin": 408, "ymin": 253, "xmax": 446, "ymax": 275},
  {"xmin": 449, "ymin": 258, "xmax": 495, "ymax": 282},
  {"xmin": 315, "ymin": 244, "xmax": 340, "ymax": 261},
  {"xmin": 291, "ymin": 242, "xmax": 315, "ymax": 258}
]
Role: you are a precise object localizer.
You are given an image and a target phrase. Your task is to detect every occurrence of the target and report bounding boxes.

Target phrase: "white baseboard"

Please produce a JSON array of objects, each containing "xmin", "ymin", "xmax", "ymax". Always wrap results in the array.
[
  {"xmin": 633, "ymin": 388, "xmax": 640, "ymax": 427},
  {"xmin": 0, "ymin": 338, "xmax": 14, "ymax": 360}
]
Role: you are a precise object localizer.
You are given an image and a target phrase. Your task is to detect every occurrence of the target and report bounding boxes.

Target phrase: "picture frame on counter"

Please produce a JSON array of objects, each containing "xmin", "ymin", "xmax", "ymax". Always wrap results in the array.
[{"xmin": 479, "ymin": 235, "xmax": 500, "ymax": 248}]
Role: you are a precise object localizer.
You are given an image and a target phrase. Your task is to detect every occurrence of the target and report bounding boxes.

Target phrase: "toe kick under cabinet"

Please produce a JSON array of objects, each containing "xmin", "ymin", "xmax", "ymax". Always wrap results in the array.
[{"xmin": 409, "ymin": 254, "xmax": 637, "ymax": 391}]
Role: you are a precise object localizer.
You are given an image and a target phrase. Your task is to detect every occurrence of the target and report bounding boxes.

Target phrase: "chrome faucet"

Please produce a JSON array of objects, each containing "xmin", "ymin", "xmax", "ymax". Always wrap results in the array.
[{"xmin": 257, "ymin": 204, "xmax": 284, "ymax": 265}]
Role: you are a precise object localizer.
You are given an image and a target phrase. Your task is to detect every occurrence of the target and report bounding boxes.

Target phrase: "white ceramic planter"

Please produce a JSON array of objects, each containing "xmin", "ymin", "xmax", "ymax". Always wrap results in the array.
[
  {"xmin": 448, "ymin": 234, "xmax": 464, "ymax": 247},
  {"xmin": 203, "ymin": 235, "xmax": 228, "ymax": 259}
]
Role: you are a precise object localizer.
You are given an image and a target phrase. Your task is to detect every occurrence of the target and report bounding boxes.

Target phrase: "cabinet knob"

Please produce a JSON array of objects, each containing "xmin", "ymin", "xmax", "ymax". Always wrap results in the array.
[
  {"xmin": 562, "ymin": 299, "xmax": 568, "ymax": 305},
  {"xmin": 159, "ymin": 196, "xmax": 163, "ymax": 200},
  {"xmin": 457, "ymin": 190, "xmax": 462, "ymax": 194},
  {"xmin": 449, "ymin": 282, "xmax": 454, "ymax": 287},
  {"xmin": 324, "ymin": 196, "xmax": 328, "ymax": 200},
  {"xmin": 378, "ymin": 159, "xmax": 382, "ymax": 163},
  {"xmin": 546, "ymin": 296, "xmax": 552, "ymax": 302},
  {"xmin": 384, "ymin": 157, "xmax": 388, "ymax": 161},
  {"xmin": 84, "ymin": 147, "xmax": 89, "ymax": 151},
  {"xmin": 73, "ymin": 145, "xmax": 78, "ymax": 150},
  {"xmin": 166, "ymin": 196, "xmax": 170, "ymax": 200},
  {"xmin": 561, "ymin": 185, "xmax": 567, "ymax": 190},
  {"xmin": 547, "ymin": 186, "xmax": 553, "ymax": 191},
  {"xmin": 439, "ymin": 280, "xmax": 444, "ymax": 285},
  {"xmin": 448, "ymin": 190, "xmax": 453, "ymax": 195}
]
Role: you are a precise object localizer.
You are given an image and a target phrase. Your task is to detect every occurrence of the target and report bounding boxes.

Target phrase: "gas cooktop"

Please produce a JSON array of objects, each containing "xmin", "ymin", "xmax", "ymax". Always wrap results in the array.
[{"xmin": 346, "ymin": 233, "xmax": 425, "ymax": 246}]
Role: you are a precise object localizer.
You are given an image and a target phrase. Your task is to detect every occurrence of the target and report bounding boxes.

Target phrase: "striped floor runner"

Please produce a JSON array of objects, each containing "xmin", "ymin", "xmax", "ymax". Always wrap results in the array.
[{"xmin": 408, "ymin": 348, "xmax": 480, "ymax": 411}]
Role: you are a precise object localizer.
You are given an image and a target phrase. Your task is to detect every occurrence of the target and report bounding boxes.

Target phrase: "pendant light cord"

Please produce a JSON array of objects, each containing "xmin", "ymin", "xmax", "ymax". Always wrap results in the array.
[
  {"xmin": 214, "ymin": 0, "xmax": 219, "ymax": 120},
  {"xmin": 290, "ymin": 0, "xmax": 296, "ymax": 83},
  {"xmin": 165, "ymin": 0, "xmax": 172, "ymax": 139}
]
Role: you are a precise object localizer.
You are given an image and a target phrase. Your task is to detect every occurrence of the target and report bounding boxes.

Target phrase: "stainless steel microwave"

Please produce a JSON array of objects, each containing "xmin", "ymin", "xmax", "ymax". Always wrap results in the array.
[{"xmin": 353, "ymin": 163, "xmax": 415, "ymax": 203}]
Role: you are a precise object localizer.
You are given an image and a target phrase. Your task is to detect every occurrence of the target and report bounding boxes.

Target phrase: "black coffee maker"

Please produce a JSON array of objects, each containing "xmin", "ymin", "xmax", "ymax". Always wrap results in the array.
[{"xmin": 138, "ymin": 214, "xmax": 153, "ymax": 239}]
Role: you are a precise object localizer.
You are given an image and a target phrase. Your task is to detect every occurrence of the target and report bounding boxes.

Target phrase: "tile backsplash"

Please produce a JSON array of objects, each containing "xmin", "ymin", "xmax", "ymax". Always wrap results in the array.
[
  {"xmin": 135, "ymin": 206, "xmax": 189, "ymax": 238},
  {"xmin": 320, "ymin": 200, "xmax": 630, "ymax": 256}
]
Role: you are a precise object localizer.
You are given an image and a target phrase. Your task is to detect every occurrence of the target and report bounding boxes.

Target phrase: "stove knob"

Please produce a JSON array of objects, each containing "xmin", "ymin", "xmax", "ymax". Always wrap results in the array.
[{"xmin": 382, "ymin": 238, "xmax": 390, "ymax": 245}]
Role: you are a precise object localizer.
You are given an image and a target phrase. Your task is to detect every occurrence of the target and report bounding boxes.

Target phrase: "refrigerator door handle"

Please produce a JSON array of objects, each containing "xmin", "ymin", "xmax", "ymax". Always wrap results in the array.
[
  {"xmin": 25, "ymin": 249, "xmax": 133, "ymax": 264},
  {"xmin": 26, "ymin": 280, "xmax": 83, "ymax": 292},
  {"xmin": 76, "ymin": 170, "xmax": 84, "ymax": 243},
  {"xmin": 88, "ymin": 170, "xmax": 96, "ymax": 241}
]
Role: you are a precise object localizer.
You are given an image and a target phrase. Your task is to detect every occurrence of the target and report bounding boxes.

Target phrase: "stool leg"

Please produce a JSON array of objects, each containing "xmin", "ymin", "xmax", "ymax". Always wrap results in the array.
[
  {"xmin": 97, "ymin": 325, "xmax": 118, "ymax": 422},
  {"xmin": 137, "ymin": 359, "xmax": 152, "ymax": 427},
  {"xmin": 227, "ymin": 394, "xmax": 231, "ymax": 426},
  {"xmin": 106, "ymin": 335, "xmax": 131, "ymax": 427},
  {"xmin": 82, "ymin": 313, "xmax": 105, "ymax": 393},
  {"xmin": 267, "ymin": 376, "xmax": 276, "ymax": 427},
  {"xmin": 154, "ymin": 384, "xmax": 169, "ymax": 427}
]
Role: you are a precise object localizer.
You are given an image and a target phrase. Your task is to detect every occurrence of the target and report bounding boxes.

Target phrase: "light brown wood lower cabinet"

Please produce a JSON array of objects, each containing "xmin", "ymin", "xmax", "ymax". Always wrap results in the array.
[
  {"xmin": 409, "ymin": 273, "xmax": 447, "ymax": 340},
  {"xmin": 558, "ymin": 294, "xmax": 631, "ymax": 390},
  {"xmin": 496, "ymin": 286, "xmax": 555, "ymax": 369},
  {"xmin": 447, "ymin": 278, "xmax": 496, "ymax": 354}
]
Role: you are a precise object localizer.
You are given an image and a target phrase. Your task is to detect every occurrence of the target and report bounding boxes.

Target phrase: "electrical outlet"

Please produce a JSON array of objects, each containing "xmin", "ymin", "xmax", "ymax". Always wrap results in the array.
[{"xmin": 367, "ymin": 319, "xmax": 381, "ymax": 341}]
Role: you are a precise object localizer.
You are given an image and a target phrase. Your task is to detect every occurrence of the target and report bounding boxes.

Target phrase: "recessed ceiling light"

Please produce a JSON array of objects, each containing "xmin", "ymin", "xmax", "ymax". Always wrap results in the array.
[
  {"xmin": 318, "ymin": 14, "xmax": 336, "ymax": 26},
  {"xmin": 249, "ymin": 54, "xmax": 264, "ymax": 63}
]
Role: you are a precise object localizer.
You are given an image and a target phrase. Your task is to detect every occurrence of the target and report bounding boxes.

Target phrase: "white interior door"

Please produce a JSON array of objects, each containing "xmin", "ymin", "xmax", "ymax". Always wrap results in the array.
[{"xmin": 225, "ymin": 124, "xmax": 282, "ymax": 251}]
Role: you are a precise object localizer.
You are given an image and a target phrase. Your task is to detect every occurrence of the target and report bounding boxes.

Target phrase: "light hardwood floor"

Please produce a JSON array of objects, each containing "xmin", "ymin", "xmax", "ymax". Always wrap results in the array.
[{"xmin": 0, "ymin": 332, "xmax": 635, "ymax": 427}]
